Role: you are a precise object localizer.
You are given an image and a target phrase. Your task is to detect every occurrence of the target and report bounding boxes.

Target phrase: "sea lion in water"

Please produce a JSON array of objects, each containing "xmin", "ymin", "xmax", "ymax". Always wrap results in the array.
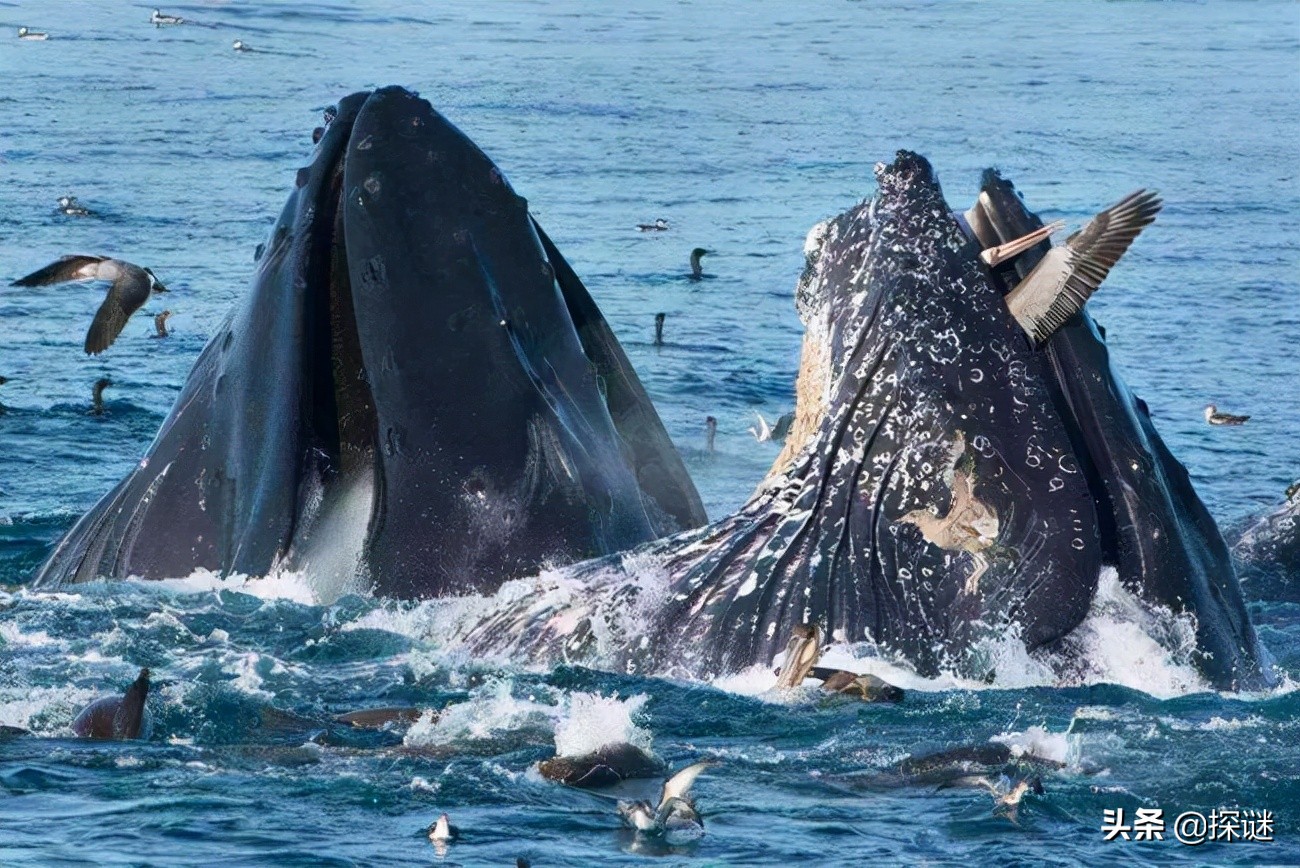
[
  {"xmin": 538, "ymin": 742, "xmax": 666, "ymax": 788},
  {"xmin": 72, "ymin": 668, "xmax": 151, "ymax": 740}
]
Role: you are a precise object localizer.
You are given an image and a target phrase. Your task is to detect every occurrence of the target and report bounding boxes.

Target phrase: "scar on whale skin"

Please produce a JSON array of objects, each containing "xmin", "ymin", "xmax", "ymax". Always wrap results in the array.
[{"xmin": 897, "ymin": 432, "xmax": 1001, "ymax": 594}]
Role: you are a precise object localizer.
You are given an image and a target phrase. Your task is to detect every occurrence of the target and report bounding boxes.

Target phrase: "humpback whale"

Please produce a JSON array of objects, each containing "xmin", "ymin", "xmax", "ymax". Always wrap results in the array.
[
  {"xmin": 1234, "ymin": 489, "xmax": 1300, "ymax": 602},
  {"xmin": 450, "ymin": 151, "xmax": 1269, "ymax": 691},
  {"xmin": 34, "ymin": 87, "xmax": 706, "ymax": 599}
]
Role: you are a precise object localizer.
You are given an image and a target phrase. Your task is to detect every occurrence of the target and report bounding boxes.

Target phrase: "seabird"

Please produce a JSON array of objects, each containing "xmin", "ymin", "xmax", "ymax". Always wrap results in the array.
[
  {"xmin": 151, "ymin": 8, "xmax": 184, "ymax": 26},
  {"xmin": 940, "ymin": 774, "xmax": 1044, "ymax": 820},
  {"xmin": 689, "ymin": 247, "xmax": 709, "ymax": 281},
  {"xmin": 57, "ymin": 196, "xmax": 93, "ymax": 217},
  {"xmin": 637, "ymin": 218, "xmax": 669, "ymax": 232},
  {"xmin": 232, "ymin": 39, "xmax": 252, "ymax": 52},
  {"xmin": 91, "ymin": 378, "xmax": 112, "ymax": 415},
  {"xmin": 11, "ymin": 255, "xmax": 169, "ymax": 354},
  {"xmin": 749, "ymin": 411, "xmax": 794, "ymax": 443},
  {"xmin": 775, "ymin": 624, "xmax": 824, "ymax": 690},
  {"xmin": 994, "ymin": 190, "xmax": 1163, "ymax": 344},
  {"xmin": 617, "ymin": 760, "xmax": 718, "ymax": 842},
  {"xmin": 653, "ymin": 312, "xmax": 665, "ymax": 346},
  {"xmin": 17, "ymin": 27, "xmax": 48, "ymax": 40},
  {"xmin": 897, "ymin": 434, "xmax": 999, "ymax": 594},
  {"xmin": 153, "ymin": 310, "xmax": 173, "ymax": 338},
  {"xmin": 774, "ymin": 624, "xmax": 905, "ymax": 701},
  {"xmin": 1204, "ymin": 404, "xmax": 1249, "ymax": 425},
  {"xmin": 705, "ymin": 416, "xmax": 717, "ymax": 452},
  {"xmin": 427, "ymin": 812, "xmax": 459, "ymax": 855}
]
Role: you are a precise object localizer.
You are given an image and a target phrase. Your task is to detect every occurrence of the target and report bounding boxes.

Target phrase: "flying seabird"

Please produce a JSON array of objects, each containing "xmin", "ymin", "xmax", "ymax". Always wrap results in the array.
[
  {"xmin": 12, "ymin": 255, "xmax": 169, "ymax": 354},
  {"xmin": 992, "ymin": 190, "xmax": 1163, "ymax": 344},
  {"xmin": 1204, "ymin": 404, "xmax": 1249, "ymax": 426}
]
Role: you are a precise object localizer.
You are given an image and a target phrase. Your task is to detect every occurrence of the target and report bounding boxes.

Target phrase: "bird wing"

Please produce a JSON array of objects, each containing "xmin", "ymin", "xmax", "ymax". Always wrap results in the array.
[
  {"xmin": 659, "ymin": 761, "xmax": 718, "ymax": 808},
  {"xmin": 1006, "ymin": 190, "xmax": 1162, "ymax": 343},
  {"xmin": 84, "ymin": 264, "xmax": 151, "ymax": 354},
  {"xmin": 11, "ymin": 255, "xmax": 106, "ymax": 287}
]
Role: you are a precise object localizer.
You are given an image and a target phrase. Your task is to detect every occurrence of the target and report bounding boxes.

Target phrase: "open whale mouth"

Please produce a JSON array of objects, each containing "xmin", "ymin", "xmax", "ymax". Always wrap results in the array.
[{"xmin": 35, "ymin": 87, "xmax": 706, "ymax": 599}]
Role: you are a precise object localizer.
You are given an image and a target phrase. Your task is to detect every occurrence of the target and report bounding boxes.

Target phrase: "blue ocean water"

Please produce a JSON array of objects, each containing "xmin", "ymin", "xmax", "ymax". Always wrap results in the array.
[{"xmin": 1, "ymin": 1, "xmax": 1298, "ymax": 864}]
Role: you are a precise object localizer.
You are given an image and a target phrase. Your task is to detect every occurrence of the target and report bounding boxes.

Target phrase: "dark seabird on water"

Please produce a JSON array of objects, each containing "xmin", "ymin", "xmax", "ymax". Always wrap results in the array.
[
  {"xmin": 153, "ymin": 310, "xmax": 173, "ymax": 338},
  {"xmin": 151, "ymin": 8, "xmax": 184, "ymax": 26},
  {"xmin": 689, "ymin": 247, "xmax": 710, "ymax": 280},
  {"xmin": 17, "ymin": 27, "xmax": 49, "ymax": 40},
  {"xmin": 974, "ymin": 189, "xmax": 1163, "ymax": 344},
  {"xmin": 705, "ymin": 415, "xmax": 717, "ymax": 452},
  {"xmin": 91, "ymin": 378, "xmax": 112, "ymax": 415},
  {"xmin": 637, "ymin": 218, "xmax": 669, "ymax": 232},
  {"xmin": 57, "ymin": 195, "xmax": 93, "ymax": 217},
  {"xmin": 11, "ymin": 255, "xmax": 169, "ymax": 354},
  {"xmin": 1205, "ymin": 403, "xmax": 1249, "ymax": 426},
  {"xmin": 653, "ymin": 311, "xmax": 665, "ymax": 346},
  {"xmin": 232, "ymin": 39, "xmax": 253, "ymax": 52}
]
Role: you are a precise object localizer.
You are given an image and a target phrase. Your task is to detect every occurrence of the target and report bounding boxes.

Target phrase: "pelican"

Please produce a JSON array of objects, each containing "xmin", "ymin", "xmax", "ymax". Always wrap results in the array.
[
  {"xmin": 1204, "ymin": 404, "xmax": 1249, "ymax": 426},
  {"xmin": 990, "ymin": 190, "xmax": 1163, "ymax": 344},
  {"xmin": 11, "ymin": 255, "xmax": 169, "ymax": 354}
]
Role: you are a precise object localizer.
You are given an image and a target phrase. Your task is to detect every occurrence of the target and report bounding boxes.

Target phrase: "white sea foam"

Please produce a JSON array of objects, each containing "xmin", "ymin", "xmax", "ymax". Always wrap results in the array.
[
  {"xmin": 403, "ymin": 679, "xmax": 553, "ymax": 748},
  {"xmin": 553, "ymin": 692, "xmax": 653, "ymax": 756},
  {"xmin": 991, "ymin": 724, "xmax": 1074, "ymax": 766}
]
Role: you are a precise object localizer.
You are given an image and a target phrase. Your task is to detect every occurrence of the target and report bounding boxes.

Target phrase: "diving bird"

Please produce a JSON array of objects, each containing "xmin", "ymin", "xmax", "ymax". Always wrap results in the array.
[
  {"xmin": 689, "ymin": 247, "xmax": 709, "ymax": 280},
  {"xmin": 705, "ymin": 415, "xmax": 717, "ymax": 452},
  {"xmin": 91, "ymin": 378, "xmax": 112, "ymax": 415},
  {"xmin": 232, "ymin": 39, "xmax": 252, "ymax": 52},
  {"xmin": 56, "ymin": 196, "xmax": 93, "ymax": 217},
  {"xmin": 653, "ymin": 312, "xmax": 665, "ymax": 346},
  {"xmin": 749, "ymin": 411, "xmax": 794, "ymax": 443},
  {"xmin": 17, "ymin": 27, "xmax": 48, "ymax": 40},
  {"xmin": 153, "ymin": 310, "xmax": 173, "ymax": 338},
  {"xmin": 996, "ymin": 190, "xmax": 1163, "ymax": 344},
  {"xmin": 617, "ymin": 760, "xmax": 718, "ymax": 841},
  {"xmin": 1204, "ymin": 404, "xmax": 1249, "ymax": 426},
  {"xmin": 637, "ymin": 218, "xmax": 669, "ymax": 232},
  {"xmin": 150, "ymin": 8, "xmax": 184, "ymax": 25},
  {"xmin": 71, "ymin": 668, "xmax": 151, "ymax": 739},
  {"xmin": 11, "ymin": 255, "xmax": 169, "ymax": 354}
]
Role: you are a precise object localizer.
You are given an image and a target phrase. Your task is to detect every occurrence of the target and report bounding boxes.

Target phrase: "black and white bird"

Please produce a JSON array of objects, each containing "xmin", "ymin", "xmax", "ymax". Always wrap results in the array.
[
  {"xmin": 617, "ymin": 760, "xmax": 718, "ymax": 842},
  {"xmin": 427, "ymin": 813, "xmax": 459, "ymax": 852},
  {"xmin": 56, "ymin": 195, "xmax": 93, "ymax": 217},
  {"xmin": 1204, "ymin": 404, "xmax": 1249, "ymax": 426},
  {"xmin": 232, "ymin": 39, "xmax": 252, "ymax": 52},
  {"xmin": 11, "ymin": 256, "xmax": 169, "ymax": 354},
  {"xmin": 17, "ymin": 27, "xmax": 49, "ymax": 40},
  {"xmin": 637, "ymin": 218, "xmax": 669, "ymax": 232},
  {"xmin": 151, "ymin": 8, "xmax": 184, "ymax": 26},
  {"xmin": 987, "ymin": 190, "xmax": 1163, "ymax": 344}
]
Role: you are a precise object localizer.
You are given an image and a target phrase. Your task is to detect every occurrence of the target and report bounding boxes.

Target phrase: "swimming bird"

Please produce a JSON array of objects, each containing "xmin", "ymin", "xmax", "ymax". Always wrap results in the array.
[
  {"xmin": 689, "ymin": 247, "xmax": 709, "ymax": 280},
  {"xmin": 232, "ymin": 39, "xmax": 252, "ymax": 52},
  {"xmin": 11, "ymin": 255, "xmax": 169, "ymax": 354},
  {"xmin": 17, "ymin": 27, "xmax": 48, "ymax": 40},
  {"xmin": 774, "ymin": 624, "xmax": 905, "ymax": 701},
  {"xmin": 998, "ymin": 190, "xmax": 1163, "ymax": 344},
  {"xmin": 653, "ymin": 312, "xmax": 665, "ymax": 346},
  {"xmin": 150, "ymin": 8, "xmax": 184, "ymax": 26},
  {"xmin": 72, "ymin": 668, "xmax": 151, "ymax": 739},
  {"xmin": 153, "ymin": 310, "xmax": 173, "ymax": 338},
  {"xmin": 705, "ymin": 415, "xmax": 717, "ymax": 452},
  {"xmin": 942, "ymin": 774, "xmax": 1044, "ymax": 820},
  {"xmin": 637, "ymin": 218, "xmax": 669, "ymax": 232},
  {"xmin": 91, "ymin": 378, "xmax": 112, "ymax": 415},
  {"xmin": 427, "ymin": 813, "xmax": 459, "ymax": 843},
  {"xmin": 897, "ymin": 434, "xmax": 999, "ymax": 594},
  {"xmin": 1204, "ymin": 404, "xmax": 1249, "ymax": 426},
  {"xmin": 617, "ymin": 760, "xmax": 718, "ymax": 842},
  {"xmin": 749, "ymin": 411, "xmax": 794, "ymax": 443},
  {"xmin": 56, "ymin": 196, "xmax": 93, "ymax": 217}
]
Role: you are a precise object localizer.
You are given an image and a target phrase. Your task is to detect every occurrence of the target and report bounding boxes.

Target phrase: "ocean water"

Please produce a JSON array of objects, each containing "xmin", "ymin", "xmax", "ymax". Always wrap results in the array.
[{"xmin": 1, "ymin": 1, "xmax": 1298, "ymax": 864}]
